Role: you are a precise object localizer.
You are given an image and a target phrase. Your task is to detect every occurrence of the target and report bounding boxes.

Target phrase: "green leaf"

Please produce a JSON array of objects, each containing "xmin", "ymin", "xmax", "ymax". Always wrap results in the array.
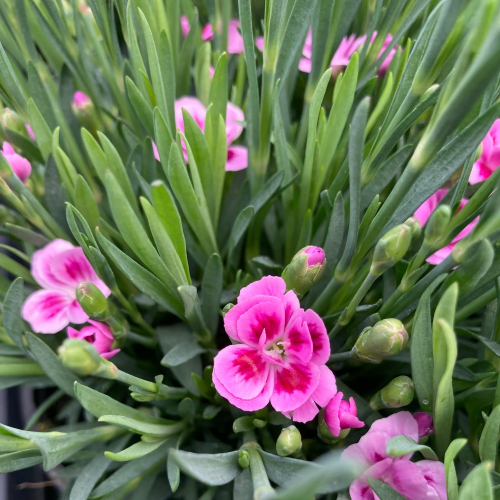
[
  {"xmin": 445, "ymin": 438, "xmax": 467, "ymax": 500},
  {"xmin": 0, "ymin": 449, "xmax": 43, "ymax": 473},
  {"xmin": 227, "ymin": 206, "xmax": 254, "ymax": 263},
  {"xmin": 411, "ymin": 274, "xmax": 447, "ymax": 412},
  {"xmin": 168, "ymin": 449, "xmax": 241, "ymax": 487},
  {"xmin": 73, "ymin": 382, "xmax": 171, "ymax": 425},
  {"xmin": 458, "ymin": 463, "xmax": 493, "ymax": 500},
  {"xmin": 96, "ymin": 228, "xmax": 182, "ymax": 316},
  {"xmin": 4, "ymin": 223, "xmax": 49, "ymax": 247},
  {"xmin": 26, "ymin": 332, "xmax": 81, "ymax": 396},
  {"xmin": 367, "ymin": 478, "xmax": 407, "ymax": 500},
  {"xmin": 74, "ymin": 175, "xmax": 100, "ymax": 231},
  {"xmin": 479, "ymin": 405, "xmax": 500, "ymax": 465},
  {"xmin": 161, "ymin": 340, "xmax": 205, "ymax": 367},
  {"xmin": 208, "ymin": 53, "xmax": 228, "ymax": 132},
  {"xmin": 91, "ymin": 439, "xmax": 174, "ymax": 497},
  {"xmin": 0, "ymin": 252, "xmax": 35, "ymax": 285},
  {"xmin": 0, "ymin": 42, "xmax": 27, "ymax": 106},
  {"xmin": 125, "ymin": 76, "xmax": 154, "ymax": 136},
  {"xmin": 386, "ymin": 435, "xmax": 438, "ymax": 461},
  {"xmin": 98, "ymin": 416, "xmax": 182, "ymax": 439},
  {"xmin": 3, "ymin": 278, "xmax": 25, "ymax": 351},
  {"xmin": 104, "ymin": 438, "xmax": 168, "ymax": 462},
  {"xmin": 158, "ymin": 29, "xmax": 176, "ymax": 133},
  {"xmin": 201, "ymin": 254, "xmax": 223, "ymax": 335},
  {"xmin": 44, "ymin": 155, "xmax": 68, "ymax": 231}
]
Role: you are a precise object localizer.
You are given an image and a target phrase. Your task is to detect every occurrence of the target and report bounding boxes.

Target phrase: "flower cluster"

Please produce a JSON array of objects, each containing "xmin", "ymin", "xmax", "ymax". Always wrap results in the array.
[{"xmin": 343, "ymin": 412, "xmax": 445, "ymax": 500}]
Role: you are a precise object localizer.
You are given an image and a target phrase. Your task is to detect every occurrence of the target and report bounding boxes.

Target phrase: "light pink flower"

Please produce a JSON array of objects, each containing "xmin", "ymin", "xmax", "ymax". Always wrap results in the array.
[
  {"xmin": 1, "ymin": 142, "xmax": 31, "ymax": 183},
  {"xmin": 343, "ymin": 412, "xmax": 446, "ymax": 500},
  {"xmin": 180, "ymin": 16, "xmax": 243, "ymax": 54},
  {"xmin": 255, "ymin": 36, "xmax": 264, "ymax": 52},
  {"xmin": 470, "ymin": 119, "xmax": 500, "ymax": 184},
  {"xmin": 22, "ymin": 240, "xmax": 111, "ymax": 334},
  {"xmin": 324, "ymin": 391, "xmax": 364, "ymax": 437},
  {"xmin": 414, "ymin": 412, "xmax": 434, "ymax": 438},
  {"xmin": 67, "ymin": 321, "xmax": 119, "ymax": 359},
  {"xmin": 213, "ymin": 276, "xmax": 335, "ymax": 421},
  {"xmin": 73, "ymin": 91, "xmax": 91, "ymax": 109},
  {"xmin": 25, "ymin": 124, "xmax": 35, "ymax": 141},
  {"xmin": 155, "ymin": 96, "xmax": 247, "ymax": 171},
  {"xmin": 331, "ymin": 34, "xmax": 365, "ymax": 71},
  {"xmin": 414, "ymin": 188, "xmax": 478, "ymax": 265}
]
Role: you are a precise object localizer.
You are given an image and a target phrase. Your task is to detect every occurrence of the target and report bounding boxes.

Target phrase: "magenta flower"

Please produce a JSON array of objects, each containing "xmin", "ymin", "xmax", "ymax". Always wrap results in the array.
[
  {"xmin": 73, "ymin": 91, "xmax": 91, "ymax": 109},
  {"xmin": 1, "ymin": 142, "xmax": 31, "ymax": 183},
  {"xmin": 303, "ymin": 246, "xmax": 326, "ymax": 266},
  {"xmin": 343, "ymin": 412, "xmax": 446, "ymax": 500},
  {"xmin": 155, "ymin": 96, "xmax": 247, "ymax": 171},
  {"xmin": 414, "ymin": 188, "xmax": 478, "ymax": 265},
  {"xmin": 414, "ymin": 412, "xmax": 434, "ymax": 438},
  {"xmin": 180, "ymin": 16, "xmax": 244, "ymax": 54},
  {"xmin": 370, "ymin": 32, "xmax": 397, "ymax": 75},
  {"xmin": 67, "ymin": 321, "xmax": 119, "ymax": 359},
  {"xmin": 213, "ymin": 276, "xmax": 335, "ymax": 422},
  {"xmin": 330, "ymin": 34, "xmax": 366, "ymax": 74},
  {"xmin": 22, "ymin": 240, "xmax": 111, "ymax": 334},
  {"xmin": 470, "ymin": 119, "xmax": 500, "ymax": 184},
  {"xmin": 324, "ymin": 392, "xmax": 364, "ymax": 437}
]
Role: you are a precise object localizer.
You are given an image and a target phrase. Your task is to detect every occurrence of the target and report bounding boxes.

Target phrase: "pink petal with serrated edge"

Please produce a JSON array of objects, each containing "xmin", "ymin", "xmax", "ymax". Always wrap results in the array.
[
  {"xmin": 31, "ymin": 239, "xmax": 75, "ymax": 291},
  {"xmin": 282, "ymin": 311, "xmax": 313, "ymax": 364},
  {"xmin": 238, "ymin": 276, "xmax": 286, "ymax": 303},
  {"xmin": 22, "ymin": 290, "xmax": 73, "ymax": 334},
  {"xmin": 303, "ymin": 308, "xmax": 330, "ymax": 365}
]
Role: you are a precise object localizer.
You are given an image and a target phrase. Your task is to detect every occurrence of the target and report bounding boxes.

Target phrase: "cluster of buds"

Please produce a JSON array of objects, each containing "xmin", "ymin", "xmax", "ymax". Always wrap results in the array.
[
  {"xmin": 282, "ymin": 246, "xmax": 326, "ymax": 298},
  {"xmin": 352, "ymin": 318, "xmax": 409, "ymax": 363}
]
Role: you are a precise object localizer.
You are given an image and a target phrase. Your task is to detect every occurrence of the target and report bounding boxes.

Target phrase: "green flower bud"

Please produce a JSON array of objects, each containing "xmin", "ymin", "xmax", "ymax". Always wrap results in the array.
[
  {"xmin": 370, "ymin": 376, "xmax": 415, "ymax": 410},
  {"xmin": 238, "ymin": 450, "xmax": 250, "ymax": 469},
  {"xmin": 222, "ymin": 303, "xmax": 234, "ymax": 316},
  {"xmin": 282, "ymin": 246, "xmax": 326, "ymax": 298},
  {"xmin": 423, "ymin": 205, "xmax": 451, "ymax": 249},
  {"xmin": 1, "ymin": 108, "xmax": 27, "ymax": 136},
  {"xmin": 317, "ymin": 410, "xmax": 349, "ymax": 444},
  {"xmin": 352, "ymin": 318, "xmax": 409, "ymax": 364},
  {"xmin": 370, "ymin": 225, "xmax": 412, "ymax": 276},
  {"xmin": 276, "ymin": 425, "xmax": 302, "ymax": 457},
  {"xmin": 404, "ymin": 217, "xmax": 421, "ymax": 240},
  {"xmin": 76, "ymin": 282, "xmax": 110, "ymax": 320},
  {"xmin": 58, "ymin": 338, "xmax": 103, "ymax": 376}
]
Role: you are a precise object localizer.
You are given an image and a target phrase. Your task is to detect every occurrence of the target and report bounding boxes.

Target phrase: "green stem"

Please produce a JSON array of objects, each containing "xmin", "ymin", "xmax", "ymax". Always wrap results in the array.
[
  {"xmin": 329, "ymin": 351, "xmax": 354, "ymax": 363},
  {"xmin": 24, "ymin": 390, "xmax": 65, "ymax": 431},
  {"xmin": 241, "ymin": 442, "xmax": 274, "ymax": 500},
  {"xmin": 455, "ymin": 288, "xmax": 496, "ymax": 323},
  {"xmin": 0, "ymin": 363, "xmax": 45, "ymax": 376},
  {"xmin": 312, "ymin": 278, "xmax": 343, "ymax": 316}
]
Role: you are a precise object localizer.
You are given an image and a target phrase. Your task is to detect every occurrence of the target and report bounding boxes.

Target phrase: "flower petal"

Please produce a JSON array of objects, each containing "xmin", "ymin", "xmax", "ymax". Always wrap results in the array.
[
  {"xmin": 226, "ymin": 146, "xmax": 248, "ymax": 171},
  {"xmin": 213, "ymin": 364, "xmax": 274, "ymax": 411},
  {"xmin": 213, "ymin": 345, "xmax": 270, "ymax": 400},
  {"xmin": 238, "ymin": 276, "xmax": 287, "ymax": 303},
  {"xmin": 271, "ymin": 361, "xmax": 320, "ymax": 412},
  {"xmin": 31, "ymin": 239, "xmax": 76, "ymax": 290},
  {"xmin": 303, "ymin": 308, "xmax": 330, "ymax": 365},
  {"xmin": 369, "ymin": 411, "xmax": 419, "ymax": 442},
  {"xmin": 226, "ymin": 102, "xmax": 245, "ymax": 143},
  {"xmin": 67, "ymin": 300, "xmax": 89, "ymax": 325},
  {"xmin": 288, "ymin": 398, "xmax": 319, "ymax": 423},
  {"xmin": 283, "ymin": 290, "xmax": 300, "ymax": 323},
  {"xmin": 283, "ymin": 311, "xmax": 313, "ymax": 364},
  {"xmin": 382, "ymin": 460, "xmax": 429, "ymax": 500},
  {"xmin": 312, "ymin": 365, "xmax": 337, "ymax": 407},
  {"xmin": 22, "ymin": 290, "xmax": 72, "ymax": 334},
  {"xmin": 227, "ymin": 20, "xmax": 245, "ymax": 54},
  {"xmin": 237, "ymin": 301, "xmax": 285, "ymax": 347},
  {"xmin": 50, "ymin": 247, "xmax": 98, "ymax": 288},
  {"xmin": 415, "ymin": 461, "xmax": 447, "ymax": 500},
  {"xmin": 101, "ymin": 349, "xmax": 120, "ymax": 360}
]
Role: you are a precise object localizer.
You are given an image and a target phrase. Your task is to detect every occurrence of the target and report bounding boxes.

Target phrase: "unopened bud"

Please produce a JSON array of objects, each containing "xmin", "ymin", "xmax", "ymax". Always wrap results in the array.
[
  {"xmin": 276, "ymin": 425, "xmax": 302, "ymax": 457},
  {"xmin": 352, "ymin": 318, "xmax": 409, "ymax": 364},
  {"xmin": 58, "ymin": 338, "xmax": 103, "ymax": 376},
  {"xmin": 282, "ymin": 246, "xmax": 326, "ymax": 298},
  {"xmin": 370, "ymin": 376, "xmax": 415, "ymax": 410},
  {"xmin": 238, "ymin": 450, "xmax": 250, "ymax": 469},
  {"xmin": 1, "ymin": 109, "xmax": 26, "ymax": 136},
  {"xmin": 414, "ymin": 412, "xmax": 434, "ymax": 440},
  {"xmin": 76, "ymin": 282, "xmax": 110, "ymax": 320},
  {"xmin": 423, "ymin": 205, "xmax": 451, "ymax": 249},
  {"xmin": 404, "ymin": 217, "xmax": 421, "ymax": 240},
  {"xmin": 370, "ymin": 225, "xmax": 411, "ymax": 276},
  {"xmin": 222, "ymin": 303, "xmax": 234, "ymax": 316}
]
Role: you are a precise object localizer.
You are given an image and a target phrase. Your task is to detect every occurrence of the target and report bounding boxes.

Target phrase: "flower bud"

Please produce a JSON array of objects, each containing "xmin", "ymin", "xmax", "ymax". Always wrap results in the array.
[
  {"xmin": 423, "ymin": 205, "xmax": 451, "ymax": 248},
  {"xmin": 324, "ymin": 392, "xmax": 364, "ymax": 437},
  {"xmin": 222, "ymin": 303, "xmax": 234, "ymax": 316},
  {"xmin": 58, "ymin": 338, "xmax": 102, "ymax": 376},
  {"xmin": 370, "ymin": 225, "xmax": 411, "ymax": 276},
  {"xmin": 1, "ymin": 109, "xmax": 27, "ymax": 136},
  {"xmin": 370, "ymin": 376, "xmax": 415, "ymax": 410},
  {"xmin": 404, "ymin": 217, "xmax": 421, "ymax": 240},
  {"xmin": 76, "ymin": 282, "xmax": 110, "ymax": 320},
  {"xmin": 238, "ymin": 450, "xmax": 250, "ymax": 469},
  {"xmin": 414, "ymin": 412, "xmax": 434, "ymax": 439},
  {"xmin": 282, "ymin": 246, "xmax": 326, "ymax": 298},
  {"xmin": 276, "ymin": 425, "xmax": 302, "ymax": 457},
  {"xmin": 352, "ymin": 318, "xmax": 409, "ymax": 364}
]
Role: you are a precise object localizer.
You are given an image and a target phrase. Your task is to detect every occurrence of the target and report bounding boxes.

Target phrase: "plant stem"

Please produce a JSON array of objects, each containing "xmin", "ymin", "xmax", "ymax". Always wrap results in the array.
[
  {"xmin": 329, "ymin": 351, "xmax": 354, "ymax": 363},
  {"xmin": 241, "ymin": 442, "xmax": 274, "ymax": 500}
]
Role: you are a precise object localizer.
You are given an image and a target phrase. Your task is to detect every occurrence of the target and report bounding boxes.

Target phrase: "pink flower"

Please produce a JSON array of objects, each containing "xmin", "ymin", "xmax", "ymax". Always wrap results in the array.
[
  {"xmin": 324, "ymin": 392, "xmax": 364, "ymax": 437},
  {"xmin": 414, "ymin": 412, "xmax": 434, "ymax": 438},
  {"xmin": 331, "ymin": 34, "xmax": 365, "ymax": 70},
  {"xmin": 169, "ymin": 96, "xmax": 247, "ymax": 171},
  {"xmin": 180, "ymin": 16, "xmax": 244, "ymax": 54},
  {"xmin": 22, "ymin": 240, "xmax": 111, "ymax": 334},
  {"xmin": 414, "ymin": 189, "xmax": 478, "ymax": 265},
  {"xmin": 371, "ymin": 32, "xmax": 397, "ymax": 75},
  {"xmin": 343, "ymin": 412, "xmax": 446, "ymax": 500},
  {"xmin": 73, "ymin": 91, "xmax": 91, "ymax": 109},
  {"xmin": 303, "ymin": 246, "xmax": 326, "ymax": 266},
  {"xmin": 67, "ymin": 321, "xmax": 119, "ymax": 359},
  {"xmin": 25, "ymin": 124, "xmax": 35, "ymax": 141},
  {"xmin": 255, "ymin": 36, "xmax": 264, "ymax": 52},
  {"xmin": 470, "ymin": 119, "xmax": 500, "ymax": 184},
  {"xmin": 1, "ymin": 142, "xmax": 31, "ymax": 183},
  {"xmin": 213, "ymin": 276, "xmax": 335, "ymax": 422},
  {"xmin": 298, "ymin": 30, "xmax": 313, "ymax": 73}
]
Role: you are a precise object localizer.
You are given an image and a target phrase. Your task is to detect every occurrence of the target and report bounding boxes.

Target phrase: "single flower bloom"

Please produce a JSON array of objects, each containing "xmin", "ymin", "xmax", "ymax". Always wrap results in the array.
[
  {"xmin": 414, "ymin": 412, "xmax": 434, "ymax": 438},
  {"xmin": 22, "ymin": 240, "xmax": 111, "ymax": 334},
  {"xmin": 73, "ymin": 91, "xmax": 91, "ymax": 109},
  {"xmin": 324, "ymin": 391, "xmax": 364, "ymax": 437},
  {"xmin": 343, "ymin": 412, "xmax": 446, "ymax": 500},
  {"xmin": 213, "ymin": 276, "xmax": 335, "ymax": 421},
  {"xmin": 67, "ymin": 320, "xmax": 119, "ymax": 359},
  {"xmin": 330, "ymin": 34, "xmax": 365, "ymax": 73},
  {"xmin": 1, "ymin": 142, "xmax": 31, "ymax": 183},
  {"xmin": 414, "ymin": 188, "xmax": 478, "ymax": 265},
  {"xmin": 470, "ymin": 119, "xmax": 500, "ymax": 184}
]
